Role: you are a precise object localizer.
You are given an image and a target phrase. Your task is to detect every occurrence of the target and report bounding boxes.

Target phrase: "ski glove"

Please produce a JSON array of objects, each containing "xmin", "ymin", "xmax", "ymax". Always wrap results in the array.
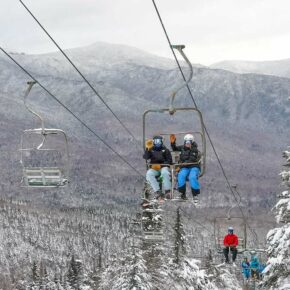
[
  {"xmin": 145, "ymin": 139, "xmax": 154, "ymax": 150},
  {"xmin": 170, "ymin": 134, "xmax": 176, "ymax": 144}
]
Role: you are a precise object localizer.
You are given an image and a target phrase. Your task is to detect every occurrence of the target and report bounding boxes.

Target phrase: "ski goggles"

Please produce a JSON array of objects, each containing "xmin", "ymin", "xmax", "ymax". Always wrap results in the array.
[
  {"xmin": 153, "ymin": 138, "xmax": 163, "ymax": 145},
  {"xmin": 184, "ymin": 140, "xmax": 193, "ymax": 145}
]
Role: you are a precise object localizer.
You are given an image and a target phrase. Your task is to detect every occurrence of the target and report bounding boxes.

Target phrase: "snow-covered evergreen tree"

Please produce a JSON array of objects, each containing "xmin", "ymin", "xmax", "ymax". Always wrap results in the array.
[
  {"xmin": 30, "ymin": 261, "xmax": 40, "ymax": 288},
  {"xmin": 100, "ymin": 243, "xmax": 151, "ymax": 290},
  {"xmin": 259, "ymin": 149, "xmax": 290, "ymax": 289},
  {"xmin": 66, "ymin": 256, "xmax": 87, "ymax": 290},
  {"xmin": 167, "ymin": 208, "xmax": 219, "ymax": 289},
  {"xmin": 39, "ymin": 260, "xmax": 49, "ymax": 288}
]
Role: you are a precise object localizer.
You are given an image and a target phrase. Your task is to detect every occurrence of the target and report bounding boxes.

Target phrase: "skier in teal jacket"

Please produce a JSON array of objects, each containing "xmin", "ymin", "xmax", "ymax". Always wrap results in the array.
[{"xmin": 250, "ymin": 255, "xmax": 260, "ymax": 279}]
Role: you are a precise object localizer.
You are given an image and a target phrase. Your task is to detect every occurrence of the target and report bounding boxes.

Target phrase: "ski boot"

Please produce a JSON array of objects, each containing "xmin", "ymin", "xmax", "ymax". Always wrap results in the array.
[
  {"xmin": 165, "ymin": 190, "xmax": 171, "ymax": 200},
  {"xmin": 192, "ymin": 188, "xmax": 200, "ymax": 204}
]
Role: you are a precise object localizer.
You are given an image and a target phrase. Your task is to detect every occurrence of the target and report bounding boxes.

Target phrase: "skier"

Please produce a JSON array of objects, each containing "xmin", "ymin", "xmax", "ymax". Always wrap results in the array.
[
  {"xmin": 223, "ymin": 227, "xmax": 239, "ymax": 264},
  {"xmin": 170, "ymin": 134, "xmax": 201, "ymax": 201},
  {"xmin": 250, "ymin": 253, "xmax": 260, "ymax": 280},
  {"xmin": 241, "ymin": 257, "xmax": 251, "ymax": 282},
  {"xmin": 143, "ymin": 135, "xmax": 172, "ymax": 202}
]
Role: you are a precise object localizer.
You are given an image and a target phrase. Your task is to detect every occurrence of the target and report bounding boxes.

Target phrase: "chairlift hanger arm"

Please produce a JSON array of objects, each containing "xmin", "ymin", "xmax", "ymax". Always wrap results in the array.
[
  {"xmin": 169, "ymin": 45, "xmax": 193, "ymax": 115},
  {"xmin": 23, "ymin": 81, "xmax": 45, "ymax": 133},
  {"xmin": 227, "ymin": 185, "xmax": 242, "ymax": 219}
]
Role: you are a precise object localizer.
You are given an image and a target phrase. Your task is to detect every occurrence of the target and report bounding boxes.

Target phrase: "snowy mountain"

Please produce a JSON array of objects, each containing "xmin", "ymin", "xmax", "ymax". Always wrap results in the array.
[
  {"xmin": 211, "ymin": 58, "xmax": 290, "ymax": 78},
  {"xmin": 0, "ymin": 42, "xmax": 289, "ymax": 208},
  {"xmin": 0, "ymin": 41, "xmax": 285, "ymax": 289}
]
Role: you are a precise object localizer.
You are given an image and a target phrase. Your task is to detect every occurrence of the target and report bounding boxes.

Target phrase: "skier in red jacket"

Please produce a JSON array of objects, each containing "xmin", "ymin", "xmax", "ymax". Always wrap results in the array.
[{"xmin": 223, "ymin": 227, "xmax": 239, "ymax": 263}]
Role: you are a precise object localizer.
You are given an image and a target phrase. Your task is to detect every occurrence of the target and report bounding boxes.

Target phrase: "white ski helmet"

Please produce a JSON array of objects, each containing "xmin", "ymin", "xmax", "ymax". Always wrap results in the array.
[
  {"xmin": 228, "ymin": 226, "xmax": 234, "ymax": 232},
  {"xmin": 184, "ymin": 134, "xmax": 194, "ymax": 143}
]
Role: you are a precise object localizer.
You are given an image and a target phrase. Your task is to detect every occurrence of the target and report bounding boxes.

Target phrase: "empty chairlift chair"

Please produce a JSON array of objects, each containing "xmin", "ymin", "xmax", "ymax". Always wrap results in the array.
[
  {"xmin": 141, "ymin": 207, "xmax": 164, "ymax": 242},
  {"xmin": 20, "ymin": 81, "xmax": 69, "ymax": 187}
]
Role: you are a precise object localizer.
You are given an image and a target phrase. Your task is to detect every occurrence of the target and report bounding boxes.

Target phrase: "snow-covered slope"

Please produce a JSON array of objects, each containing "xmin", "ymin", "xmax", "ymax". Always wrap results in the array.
[
  {"xmin": 0, "ymin": 42, "xmax": 289, "ymax": 208},
  {"xmin": 0, "ymin": 42, "xmax": 283, "ymax": 289},
  {"xmin": 211, "ymin": 59, "xmax": 290, "ymax": 78}
]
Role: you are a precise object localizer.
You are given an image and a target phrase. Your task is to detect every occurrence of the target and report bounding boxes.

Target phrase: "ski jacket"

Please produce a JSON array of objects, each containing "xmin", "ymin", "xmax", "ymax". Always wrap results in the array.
[
  {"xmin": 171, "ymin": 142, "xmax": 200, "ymax": 168},
  {"xmin": 242, "ymin": 261, "xmax": 250, "ymax": 277},
  {"xmin": 250, "ymin": 257, "xmax": 260, "ymax": 269},
  {"xmin": 143, "ymin": 146, "xmax": 172, "ymax": 166},
  {"xmin": 242, "ymin": 261, "xmax": 250, "ymax": 269},
  {"xmin": 223, "ymin": 234, "xmax": 239, "ymax": 247}
]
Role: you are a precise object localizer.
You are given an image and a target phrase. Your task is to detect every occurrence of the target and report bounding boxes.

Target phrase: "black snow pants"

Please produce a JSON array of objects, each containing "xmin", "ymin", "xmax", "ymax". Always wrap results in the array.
[{"xmin": 223, "ymin": 246, "xmax": 237, "ymax": 262}]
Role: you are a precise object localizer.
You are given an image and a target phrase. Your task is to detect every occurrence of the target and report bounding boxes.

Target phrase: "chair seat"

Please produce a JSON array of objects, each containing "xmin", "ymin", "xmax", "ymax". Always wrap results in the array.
[{"xmin": 23, "ymin": 167, "xmax": 67, "ymax": 187}]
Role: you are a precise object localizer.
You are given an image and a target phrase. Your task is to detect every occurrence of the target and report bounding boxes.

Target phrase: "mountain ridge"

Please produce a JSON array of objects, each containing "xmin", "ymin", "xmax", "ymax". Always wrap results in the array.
[{"xmin": 211, "ymin": 58, "xmax": 290, "ymax": 78}]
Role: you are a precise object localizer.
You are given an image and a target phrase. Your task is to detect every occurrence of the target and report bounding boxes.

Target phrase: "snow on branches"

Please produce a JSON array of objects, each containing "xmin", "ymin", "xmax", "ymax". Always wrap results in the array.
[{"xmin": 259, "ymin": 147, "xmax": 290, "ymax": 289}]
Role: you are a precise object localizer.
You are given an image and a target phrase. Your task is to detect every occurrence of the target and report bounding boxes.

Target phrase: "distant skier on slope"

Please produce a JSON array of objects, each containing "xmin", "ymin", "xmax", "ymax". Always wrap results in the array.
[
  {"xmin": 170, "ymin": 133, "xmax": 201, "ymax": 201},
  {"xmin": 223, "ymin": 227, "xmax": 239, "ymax": 263},
  {"xmin": 143, "ymin": 135, "xmax": 172, "ymax": 202}
]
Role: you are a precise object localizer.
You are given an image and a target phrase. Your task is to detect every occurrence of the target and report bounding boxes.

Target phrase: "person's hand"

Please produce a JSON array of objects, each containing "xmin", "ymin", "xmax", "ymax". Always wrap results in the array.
[
  {"xmin": 170, "ymin": 134, "xmax": 176, "ymax": 144},
  {"xmin": 151, "ymin": 164, "xmax": 161, "ymax": 171},
  {"xmin": 146, "ymin": 139, "xmax": 154, "ymax": 150}
]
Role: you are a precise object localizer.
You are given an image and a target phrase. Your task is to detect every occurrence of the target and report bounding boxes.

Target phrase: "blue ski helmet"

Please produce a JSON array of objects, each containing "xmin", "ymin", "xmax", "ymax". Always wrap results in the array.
[{"xmin": 228, "ymin": 226, "xmax": 234, "ymax": 234}]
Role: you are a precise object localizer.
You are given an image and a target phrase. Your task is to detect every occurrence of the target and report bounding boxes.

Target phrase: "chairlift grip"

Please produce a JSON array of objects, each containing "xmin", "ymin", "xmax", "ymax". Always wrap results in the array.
[
  {"xmin": 169, "ymin": 45, "xmax": 193, "ymax": 114},
  {"xmin": 23, "ymin": 81, "xmax": 45, "ymax": 134}
]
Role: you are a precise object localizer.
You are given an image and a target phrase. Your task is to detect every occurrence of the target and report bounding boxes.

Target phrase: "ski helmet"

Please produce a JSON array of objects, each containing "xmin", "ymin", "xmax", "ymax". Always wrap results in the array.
[
  {"xmin": 153, "ymin": 135, "xmax": 163, "ymax": 149},
  {"xmin": 228, "ymin": 226, "xmax": 234, "ymax": 233},
  {"xmin": 184, "ymin": 134, "xmax": 194, "ymax": 144}
]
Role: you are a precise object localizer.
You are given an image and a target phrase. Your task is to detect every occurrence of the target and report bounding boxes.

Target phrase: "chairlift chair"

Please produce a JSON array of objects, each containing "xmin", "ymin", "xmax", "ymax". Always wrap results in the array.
[
  {"xmin": 20, "ymin": 81, "xmax": 69, "ymax": 187},
  {"xmin": 213, "ymin": 216, "xmax": 247, "ymax": 254},
  {"xmin": 142, "ymin": 45, "xmax": 206, "ymax": 200},
  {"xmin": 141, "ymin": 207, "xmax": 164, "ymax": 242}
]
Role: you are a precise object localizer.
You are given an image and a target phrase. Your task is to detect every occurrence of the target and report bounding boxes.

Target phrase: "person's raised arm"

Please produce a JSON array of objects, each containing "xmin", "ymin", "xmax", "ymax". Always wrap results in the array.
[{"xmin": 170, "ymin": 134, "xmax": 183, "ymax": 151}]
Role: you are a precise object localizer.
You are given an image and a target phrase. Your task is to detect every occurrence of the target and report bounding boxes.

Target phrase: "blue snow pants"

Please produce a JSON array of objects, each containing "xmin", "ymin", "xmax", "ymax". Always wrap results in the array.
[
  {"xmin": 178, "ymin": 167, "xmax": 200, "ymax": 190},
  {"xmin": 242, "ymin": 268, "xmax": 250, "ymax": 279}
]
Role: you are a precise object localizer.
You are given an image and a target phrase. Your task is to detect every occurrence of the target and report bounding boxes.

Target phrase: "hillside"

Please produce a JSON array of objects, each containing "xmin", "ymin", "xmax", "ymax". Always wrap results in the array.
[{"xmin": 0, "ymin": 42, "xmax": 289, "ymax": 208}]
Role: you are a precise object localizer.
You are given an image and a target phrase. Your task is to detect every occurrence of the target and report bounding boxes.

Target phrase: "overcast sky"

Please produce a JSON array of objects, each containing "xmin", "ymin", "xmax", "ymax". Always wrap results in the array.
[{"xmin": 1, "ymin": 0, "xmax": 290, "ymax": 65}]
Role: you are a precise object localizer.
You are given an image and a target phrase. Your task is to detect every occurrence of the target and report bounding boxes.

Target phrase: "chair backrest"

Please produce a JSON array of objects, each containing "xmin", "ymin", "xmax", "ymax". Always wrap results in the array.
[
  {"xmin": 171, "ymin": 151, "xmax": 181, "ymax": 163},
  {"xmin": 217, "ymin": 237, "xmax": 246, "ymax": 253}
]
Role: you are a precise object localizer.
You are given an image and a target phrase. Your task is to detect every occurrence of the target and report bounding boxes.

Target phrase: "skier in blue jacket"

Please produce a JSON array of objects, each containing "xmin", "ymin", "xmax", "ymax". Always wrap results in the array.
[{"xmin": 241, "ymin": 257, "xmax": 250, "ymax": 281}]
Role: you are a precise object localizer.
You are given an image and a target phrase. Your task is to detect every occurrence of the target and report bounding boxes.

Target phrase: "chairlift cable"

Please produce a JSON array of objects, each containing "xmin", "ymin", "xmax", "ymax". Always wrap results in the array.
[
  {"xmin": 19, "ymin": 0, "xmax": 141, "ymax": 147},
  {"xmin": 0, "ymin": 47, "xmax": 144, "ymax": 178},
  {"xmin": 151, "ymin": 0, "xmax": 259, "ymax": 244},
  {"xmin": 177, "ymin": 206, "xmax": 214, "ymax": 236}
]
